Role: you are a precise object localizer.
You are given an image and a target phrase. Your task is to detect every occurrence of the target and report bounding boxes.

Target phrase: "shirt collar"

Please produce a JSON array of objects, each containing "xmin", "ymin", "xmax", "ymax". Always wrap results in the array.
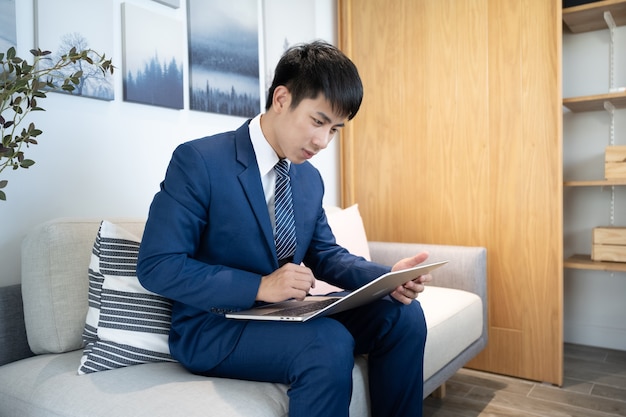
[{"xmin": 249, "ymin": 114, "xmax": 289, "ymax": 177}]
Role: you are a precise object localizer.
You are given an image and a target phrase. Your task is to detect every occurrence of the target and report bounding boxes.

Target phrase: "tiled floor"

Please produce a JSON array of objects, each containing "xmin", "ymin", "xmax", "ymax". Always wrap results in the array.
[{"xmin": 423, "ymin": 343, "xmax": 626, "ymax": 416}]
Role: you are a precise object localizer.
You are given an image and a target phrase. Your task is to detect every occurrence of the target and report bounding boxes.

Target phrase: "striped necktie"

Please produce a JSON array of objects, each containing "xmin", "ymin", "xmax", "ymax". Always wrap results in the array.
[{"xmin": 274, "ymin": 159, "xmax": 296, "ymax": 263}]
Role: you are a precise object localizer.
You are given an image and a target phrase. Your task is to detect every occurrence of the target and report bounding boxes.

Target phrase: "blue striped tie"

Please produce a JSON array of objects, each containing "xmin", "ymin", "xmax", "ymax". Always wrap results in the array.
[{"xmin": 274, "ymin": 159, "xmax": 296, "ymax": 262}]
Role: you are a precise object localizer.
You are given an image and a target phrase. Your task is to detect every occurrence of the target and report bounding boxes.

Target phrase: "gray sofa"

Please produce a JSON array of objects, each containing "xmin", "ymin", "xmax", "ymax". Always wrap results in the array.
[{"xmin": 0, "ymin": 216, "xmax": 487, "ymax": 417}]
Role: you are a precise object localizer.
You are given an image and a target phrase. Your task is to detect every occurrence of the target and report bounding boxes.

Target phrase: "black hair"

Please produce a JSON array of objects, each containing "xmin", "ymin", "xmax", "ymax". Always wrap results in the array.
[{"xmin": 265, "ymin": 40, "xmax": 363, "ymax": 120}]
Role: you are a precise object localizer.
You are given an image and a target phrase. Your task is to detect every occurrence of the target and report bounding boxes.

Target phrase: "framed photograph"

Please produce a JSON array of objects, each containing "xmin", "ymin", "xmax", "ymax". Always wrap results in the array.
[
  {"xmin": 34, "ymin": 0, "xmax": 114, "ymax": 101},
  {"xmin": 187, "ymin": 0, "xmax": 261, "ymax": 117},
  {"xmin": 152, "ymin": 0, "xmax": 180, "ymax": 8},
  {"xmin": 0, "ymin": 0, "xmax": 16, "ymax": 53},
  {"xmin": 122, "ymin": 3, "xmax": 184, "ymax": 109},
  {"xmin": 262, "ymin": 0, "xmax": 317, "ymax": 103}
]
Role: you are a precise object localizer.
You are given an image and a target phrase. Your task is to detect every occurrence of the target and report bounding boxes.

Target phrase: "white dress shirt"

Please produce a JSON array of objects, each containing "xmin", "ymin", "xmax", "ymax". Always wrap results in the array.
[{"xmin": 248, "ymin": 114, "xmax": 290, "ymax": 231}]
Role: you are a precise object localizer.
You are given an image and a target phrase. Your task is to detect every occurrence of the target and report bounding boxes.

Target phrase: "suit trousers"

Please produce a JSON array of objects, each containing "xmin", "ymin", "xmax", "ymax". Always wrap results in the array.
[{"xmin": 204, "ymin": 297, "xmax": 427, "ymax": 417}]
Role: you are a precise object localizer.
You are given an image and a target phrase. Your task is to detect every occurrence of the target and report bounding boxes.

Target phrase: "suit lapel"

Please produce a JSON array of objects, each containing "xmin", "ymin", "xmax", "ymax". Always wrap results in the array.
[
  {"xmin": 234, "ymin": 123, "xmax": 276, "ymax": 260},
  {"xmin": 233, "ymin": 122, "xmax": 316, "ymax": 267}
]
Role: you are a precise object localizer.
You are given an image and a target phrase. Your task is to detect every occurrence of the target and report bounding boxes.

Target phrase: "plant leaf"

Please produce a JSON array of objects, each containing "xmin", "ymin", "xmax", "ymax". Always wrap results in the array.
[{"xmin": 20, "ymin": 159, "xmax": 35, "ymax": 168}]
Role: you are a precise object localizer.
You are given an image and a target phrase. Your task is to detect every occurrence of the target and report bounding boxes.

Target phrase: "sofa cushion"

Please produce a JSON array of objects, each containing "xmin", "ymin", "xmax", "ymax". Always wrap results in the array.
[
  {"xmin": 0, "ymin": 349, "xmax": 370, "ymax": 417},
  {"xmin": 419, "ymin": 286, "xmax": 483, "ymax": 380},
  {"xmin": 325, "ymin": 204, "xmax": 371, "ymax": 261},
  {"xmin": 82, "ymin": 223, "xmax": 106, "ymax": 352},
  {"xmin": 78, "ymin": 221, "xmax": 174, "ymax": 374},
  {"xmin": 21, "ymin": 219, "xmax": 146, "ymax": 354}
]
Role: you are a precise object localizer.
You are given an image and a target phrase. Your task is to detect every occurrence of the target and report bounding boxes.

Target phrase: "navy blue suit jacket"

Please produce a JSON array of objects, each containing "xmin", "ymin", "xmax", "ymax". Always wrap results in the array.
[{"xmin": 137, "ymin": 121, "xmax": 390, "ymax": 373}]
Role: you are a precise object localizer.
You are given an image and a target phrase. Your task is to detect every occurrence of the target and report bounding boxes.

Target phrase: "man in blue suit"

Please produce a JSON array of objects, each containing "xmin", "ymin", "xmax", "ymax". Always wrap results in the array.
[{"xmin": 137, "ymin": 41, "xmax": 430, "ymax": 417}]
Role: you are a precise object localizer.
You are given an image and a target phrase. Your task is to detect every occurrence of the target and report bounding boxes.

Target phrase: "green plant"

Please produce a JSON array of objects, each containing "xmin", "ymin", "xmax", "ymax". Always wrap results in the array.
[{"xmin": 0, "ymin": 46, "xmax": 114, "ymax": 201}]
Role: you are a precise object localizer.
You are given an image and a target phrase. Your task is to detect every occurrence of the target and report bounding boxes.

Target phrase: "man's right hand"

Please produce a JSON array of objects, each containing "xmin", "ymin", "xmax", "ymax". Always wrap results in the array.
[{"xmin": 256, "ymin": 263, "xmax": 316, "ymax": 303}]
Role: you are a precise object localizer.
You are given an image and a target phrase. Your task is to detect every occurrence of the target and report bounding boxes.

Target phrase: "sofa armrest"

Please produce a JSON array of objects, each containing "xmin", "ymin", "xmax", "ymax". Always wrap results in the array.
[
  {"xmin": 369, "ymin": 241, "xmax": 488, "ymax": 393},
  {"xmin": 0, "ymin": 285, "xmax": 34, "ymax": 366},
  {"xmin": 368, "ymin": 241, "xmax": 486, "ymax": 297}
]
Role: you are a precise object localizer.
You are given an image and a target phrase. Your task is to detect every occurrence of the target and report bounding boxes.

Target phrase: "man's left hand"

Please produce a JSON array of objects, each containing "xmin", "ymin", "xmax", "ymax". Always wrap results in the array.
[{"xmin": 390, "ymin": 252, "xmax": 432, "ymax": 305}]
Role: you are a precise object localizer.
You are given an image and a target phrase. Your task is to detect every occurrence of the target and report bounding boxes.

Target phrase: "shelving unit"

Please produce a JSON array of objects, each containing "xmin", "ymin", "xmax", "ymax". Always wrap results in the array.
[
  {"xmin": 562, "ymin": 90, "xmax": 626, "ymax": 112},
  {"xmin": 563, "ymin": 0, "xmax": 626, "ymax": 273},
  {"xmin": 564, "ymin": 178, "xmax": 626, "ymax": 186},
  {"xmin": 563, "ymin": 0, "xmax": 626, "ymax": 33},
  {"xmin": 564, "ymin": 254, "xmax": 626, "ymax": 272}
]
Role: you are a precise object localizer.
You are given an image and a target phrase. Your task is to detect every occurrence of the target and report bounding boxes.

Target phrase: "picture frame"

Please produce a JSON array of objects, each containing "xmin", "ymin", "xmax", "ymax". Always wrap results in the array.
[
  {"xmin": 0, "ymin": 0, "xmax": 17, "ymax": 53},
  {"xmin": 187, "ymin": 0, "xmax": 261, "ymax": 117},
  {"xmin": 152, "ymin": 0, "xmax": 180, "ymax": 9},
  {"xmin": 122, "ymin": 2, "xmax": 184, "ymax": 109},
  {"xmin": 34, "ymin": 0, "xmax": 115, "ymax": 101},
  {"xmin": 261, "ymin": 0, "xmax": 317, "ymax": 104}
]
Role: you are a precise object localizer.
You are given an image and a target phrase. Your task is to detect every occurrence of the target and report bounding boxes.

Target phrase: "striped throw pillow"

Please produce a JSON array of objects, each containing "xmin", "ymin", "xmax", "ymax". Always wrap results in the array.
[{"xmin": 78, "ymin": 221, "xmax": 175, "ymax": 374}]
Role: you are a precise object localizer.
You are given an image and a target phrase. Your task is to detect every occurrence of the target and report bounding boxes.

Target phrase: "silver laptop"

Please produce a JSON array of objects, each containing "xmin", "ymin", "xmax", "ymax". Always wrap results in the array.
[{"xmin": 225, "ymin": 260, "xmax": 448, "ymax": 322}]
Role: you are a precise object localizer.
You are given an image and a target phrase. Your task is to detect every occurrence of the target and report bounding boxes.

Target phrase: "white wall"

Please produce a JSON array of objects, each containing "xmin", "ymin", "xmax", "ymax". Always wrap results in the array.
[
  {"xmin": 0, "ymin": 0, "xmax": 339, "ymax": 287},
  {"xmin": 563, "ymin": 24, "xmax": 626, "ymax": 350}
]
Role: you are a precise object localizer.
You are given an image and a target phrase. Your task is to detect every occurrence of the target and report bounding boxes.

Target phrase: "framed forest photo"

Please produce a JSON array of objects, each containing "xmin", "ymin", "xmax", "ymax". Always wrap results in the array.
[
  {"xmin": 122, "ymin": 3, "xmax": 184, "ymax": 109},
  {"xmin": 34, "ymin": 0, "xmax": 114, "ymax": 101},
  {"xmin": 187, "ymin": 0, "xmax": 261, "ymax": 117}
]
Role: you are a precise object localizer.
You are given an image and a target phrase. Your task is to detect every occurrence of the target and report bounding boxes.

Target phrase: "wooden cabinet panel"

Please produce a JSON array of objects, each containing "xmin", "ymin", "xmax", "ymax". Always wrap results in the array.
[{"xmin": 338, "ymin": 0, "xmax": 563, "ymax": 385}]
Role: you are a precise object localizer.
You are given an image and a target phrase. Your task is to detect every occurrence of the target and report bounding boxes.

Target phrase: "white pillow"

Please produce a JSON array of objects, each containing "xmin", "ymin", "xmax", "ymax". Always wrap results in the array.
[
  {"xmin": 325, "ymin": 204, "xmax": 371, "ymax": 261},
  {"xmin": 310, "ymin": 204, "xmax": 371, "ymax": 295},
  {"xmin": 78, "ymin": 221, "xmax": 175, "ymax": 374}
]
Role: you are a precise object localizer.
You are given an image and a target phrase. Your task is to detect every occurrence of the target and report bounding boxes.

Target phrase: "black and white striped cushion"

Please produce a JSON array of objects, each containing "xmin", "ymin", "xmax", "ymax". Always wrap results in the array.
[
  {"xmin": 82, "ymin": 228, "xmax": 104, "ymax": 350},
  {"xmin": 78, "ymin": 221, "xmax": 175, "ymax": 375}
]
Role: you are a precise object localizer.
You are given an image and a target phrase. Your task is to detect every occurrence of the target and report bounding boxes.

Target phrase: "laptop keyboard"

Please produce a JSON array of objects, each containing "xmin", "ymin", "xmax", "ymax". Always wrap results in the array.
[{"xmin": 263, "ymin": 298, "xmax": 338, "ymax": 317}]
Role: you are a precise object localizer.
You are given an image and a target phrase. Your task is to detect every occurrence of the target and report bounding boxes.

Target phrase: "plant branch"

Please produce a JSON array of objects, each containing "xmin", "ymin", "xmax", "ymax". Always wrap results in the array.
[{"xmin": 0, "ymin": 47, "xmax": 114, "ymax": 201}]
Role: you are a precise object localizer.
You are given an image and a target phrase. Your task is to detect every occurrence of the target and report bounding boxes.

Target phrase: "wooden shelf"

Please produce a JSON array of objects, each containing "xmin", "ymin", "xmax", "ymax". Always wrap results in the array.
[
  {"xmin": 564, "ymin": 178, "xmax": 626, "ymax": 186},
  {"xmin": 563, "ymin": 0, "xmax": 626, "ymax": 33},
  {"xmin": 565, "ymin": 254, "xmax": 626, "ymax": 272},
  {"xmin": 563, "ymin": 90, "xmax": 626, "ymax": 112}
]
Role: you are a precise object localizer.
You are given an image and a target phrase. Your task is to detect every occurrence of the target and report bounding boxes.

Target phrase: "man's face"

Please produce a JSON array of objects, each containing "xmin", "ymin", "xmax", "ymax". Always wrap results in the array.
[{"xmin": 271, "ymin": 92, "xmax": 346, "ymax": 164}]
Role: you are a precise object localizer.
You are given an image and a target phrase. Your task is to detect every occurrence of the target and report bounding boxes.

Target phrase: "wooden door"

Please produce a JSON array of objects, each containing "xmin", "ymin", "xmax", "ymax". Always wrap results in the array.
[{"xmin": 338, "ymin": 0, "xmax": 563, "ymax": 385}]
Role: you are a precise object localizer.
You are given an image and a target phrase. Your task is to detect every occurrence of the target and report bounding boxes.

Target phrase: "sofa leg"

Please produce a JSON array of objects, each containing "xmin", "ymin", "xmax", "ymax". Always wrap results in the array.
[{"xmin": 430, "ymin": 383, "xmax": 446, "ymax": 399}]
